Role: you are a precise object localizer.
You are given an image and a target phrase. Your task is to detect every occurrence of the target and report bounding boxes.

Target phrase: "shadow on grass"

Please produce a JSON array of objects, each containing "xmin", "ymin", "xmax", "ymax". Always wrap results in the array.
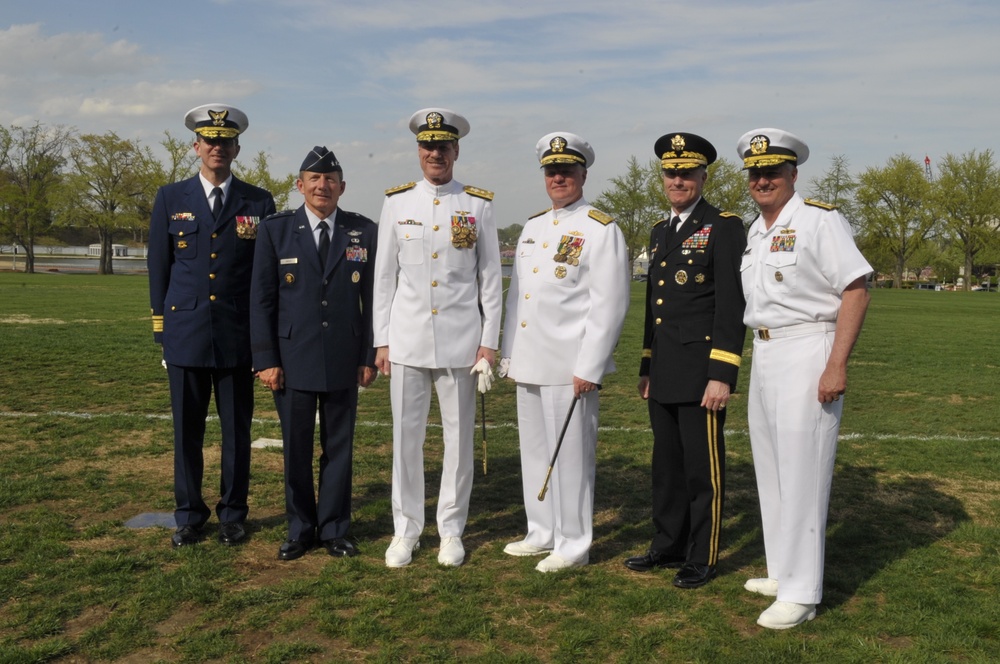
[{"xmin": 586, "ymin": 442, "xmax": 968, "ymax": 607}]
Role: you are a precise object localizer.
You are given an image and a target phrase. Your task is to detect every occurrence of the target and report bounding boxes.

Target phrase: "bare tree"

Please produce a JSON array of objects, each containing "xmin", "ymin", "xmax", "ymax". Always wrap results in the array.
[{"xmin": 808, "ymin": 155, "xmax": 859, "ymax": 227}]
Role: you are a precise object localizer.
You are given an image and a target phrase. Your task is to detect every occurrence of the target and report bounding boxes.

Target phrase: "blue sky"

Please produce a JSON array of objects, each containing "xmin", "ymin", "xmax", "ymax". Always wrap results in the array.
[{"xmin": 2, "ymin": 0, "xmax": 998, "ymax": 225}]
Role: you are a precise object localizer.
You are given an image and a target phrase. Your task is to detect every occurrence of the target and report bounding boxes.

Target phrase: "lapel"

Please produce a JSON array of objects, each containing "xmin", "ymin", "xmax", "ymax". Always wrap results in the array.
[
  {"xmin": 212, "ymin": 177, "xmax": 243, "ymax": 234},
  {"xmin": 325, "ymin": 210, "xmax": 349, "ymax": 277},
  {"xmin": 293, "ymin": 206, "xmax": 325, "ymax": 275},
  {"xmin": 183, "ymin": 177, "xmax": 214, "ymax": 230}
]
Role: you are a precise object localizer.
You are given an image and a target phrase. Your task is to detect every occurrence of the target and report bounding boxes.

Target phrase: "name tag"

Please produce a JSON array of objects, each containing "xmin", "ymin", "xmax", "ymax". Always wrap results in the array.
[{"xmin": 280, "ymin": 257, "xmax": 298, "ymax": 265}]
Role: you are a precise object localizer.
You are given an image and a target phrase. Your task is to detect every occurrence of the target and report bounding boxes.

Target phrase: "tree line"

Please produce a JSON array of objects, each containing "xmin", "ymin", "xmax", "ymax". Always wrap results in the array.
[
  {"xmin": 586, "ymin": 152, "xmax": 1000, "ymax": 290},
  {"xmin": 6, "ymin": 121, "xmax": 999, "ymax": 288},
  {"xmin": 0, "ymin": 123, "xmax": 295, "ymax": 274}
]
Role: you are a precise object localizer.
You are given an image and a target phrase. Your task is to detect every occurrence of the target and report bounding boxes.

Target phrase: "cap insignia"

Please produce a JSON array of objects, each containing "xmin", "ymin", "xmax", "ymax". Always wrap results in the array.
[
  {"xmin": 671, "ymin": 134, "xmax": 685, "ymax": 152},
  {"xmin": 550, "ymin": 136, "xmax": 567, "ymax": 153},
  {"xmin": 209, "ymin": 109, "xmax": 229, "ymax": 127},
  {"xmin": 750, "ymin": 135, "xmax": 769, "ymax": 155},
  {"xmin": 426, "ymin": 112, "xmax": 443, "ymax": 129}
]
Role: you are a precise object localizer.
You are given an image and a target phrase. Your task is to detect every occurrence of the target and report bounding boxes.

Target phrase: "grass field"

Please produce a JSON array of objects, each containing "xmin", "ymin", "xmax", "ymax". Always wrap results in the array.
[{"xmin": 1, "ymin": 273, "xmax": 998, "ymax": 663}]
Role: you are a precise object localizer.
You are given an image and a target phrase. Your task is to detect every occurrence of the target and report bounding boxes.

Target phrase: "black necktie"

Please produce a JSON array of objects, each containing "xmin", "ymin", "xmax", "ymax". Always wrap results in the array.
[
  {"xmin": 211, "ymin": 187, "xmax": 223, "ymax": 220},
  {"xmin": 317, "ymin": 220, "xmax": 330, "ymax": 268},
  {"xmin": 666, "ymin": 215, "xmax": 681, "ymax": 242}
]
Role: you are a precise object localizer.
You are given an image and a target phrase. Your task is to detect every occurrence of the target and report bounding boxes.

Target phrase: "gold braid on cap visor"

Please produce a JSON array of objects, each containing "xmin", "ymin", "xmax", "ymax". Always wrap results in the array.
[
  {"xmin": 540, "ymin": 152, "xmax": 586, "ymax": 166},
  {"xmin": 661, "ymin": 151, "xmax": 708, "ymax": 169},
  {"xmin": 742, "ymin": 153, "xmax": 797, "ymax": 168},
  {"xmin": 416, "ymin": 130, "xmax": 459, "ymax": 142},
  {"xmin": 195, "ymin": 126, "xmax": 240, "ymax": 139}
]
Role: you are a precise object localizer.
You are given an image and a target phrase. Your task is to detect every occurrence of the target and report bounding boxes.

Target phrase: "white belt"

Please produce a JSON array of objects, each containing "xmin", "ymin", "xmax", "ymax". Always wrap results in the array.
[{"xmin": 754, "ymin": 321, "xmax": 836, "ymax": 341}]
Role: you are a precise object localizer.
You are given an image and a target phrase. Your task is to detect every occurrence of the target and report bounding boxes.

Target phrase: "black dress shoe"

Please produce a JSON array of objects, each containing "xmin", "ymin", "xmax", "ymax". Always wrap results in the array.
[
  {"xmin": 323, "ymin": 538, "xmax": 359, "ymax": 557},
  {"xmin": 278, "ymin": 539, "xmax": 314, "ymax": 561},
  {"xmin": 218, "ymin": 522, "xmax": 247, "ymax": 546},
  {"xmin": 623, "ymin": 550, "xmax": 685, "ymax": 572},
  {"xmin": 672, "ymin": 563, "xmax": 717, "ymax": 589},
  {"xmin": 171, "ymin": 525, "xmax": 202, "ymax": 548}
]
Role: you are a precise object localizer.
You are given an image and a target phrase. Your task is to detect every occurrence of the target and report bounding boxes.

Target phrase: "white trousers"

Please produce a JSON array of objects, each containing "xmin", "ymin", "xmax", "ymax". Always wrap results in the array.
[
  {"xmin": 748, "ymin": 330, "xmax": 843, "ymax": 605},
  {"xmin": 389, "ymin": 363, "xmax": 476, "ymax": 539},
  {"xmin": 516, "ymin": 384, "xmax": 598, "ymax": 563}
]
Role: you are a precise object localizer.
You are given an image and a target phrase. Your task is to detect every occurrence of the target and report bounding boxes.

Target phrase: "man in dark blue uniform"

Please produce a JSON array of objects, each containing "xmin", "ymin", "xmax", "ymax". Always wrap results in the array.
[
  {"xmin": 148, "ymin": 103, "xmax": 276, "ymax": 548},
  {"xmin": 624, "ymin": 133, "xmax": 746, "ymax": 588},
  {"xmin": 250, "ymin": 147, "xmax": 377, "ymax": 561}
]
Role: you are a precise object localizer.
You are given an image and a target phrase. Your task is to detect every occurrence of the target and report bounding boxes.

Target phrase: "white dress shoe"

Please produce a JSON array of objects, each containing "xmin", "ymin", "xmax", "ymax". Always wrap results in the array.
[
  {"xmin": 756, "ymin": 600, "xmax": 817, "ymax": 629},
  {"xmin": 503, "ymin": 540, "xmax": 553, "ymax": 557},
  {"xmin": 744, "ymin": 577, "xmax": 779, "ymax": 596},
  {"xmin": 438, "ymin": 537, "xmax": 465, "ymax": 567},
  {"xmin": 535, "ymin": 553, "xmax": 587, "ymax": 573},
  {"xmin": 385, "ymin": 536, "xmax": 419, "ymax": 568}
]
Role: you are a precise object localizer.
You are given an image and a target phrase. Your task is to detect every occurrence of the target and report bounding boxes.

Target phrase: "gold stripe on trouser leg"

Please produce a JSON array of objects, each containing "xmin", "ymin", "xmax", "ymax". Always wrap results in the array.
[{"xmin": 706, "ymin": 410, "xmax": 722, "ymax": 565}]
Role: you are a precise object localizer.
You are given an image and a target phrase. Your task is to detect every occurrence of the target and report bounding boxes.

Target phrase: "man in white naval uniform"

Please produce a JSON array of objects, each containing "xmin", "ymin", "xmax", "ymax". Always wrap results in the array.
[
  {"xmin": 737, "ymin": 128, "xmax": 871, "ymax": 629},
  {"xmin": 500, "ymin": 132, "xmax": 629, "ymax": 572},
  {"xmin": 373, "ymin": 108, "xmax": 502, "ymax": 568}
]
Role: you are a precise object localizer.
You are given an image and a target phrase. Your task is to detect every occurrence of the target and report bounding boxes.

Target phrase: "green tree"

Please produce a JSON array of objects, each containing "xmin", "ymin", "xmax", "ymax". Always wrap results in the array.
[
  {"xmin": 0, "ymin": 123, "xmax": 74, "ymax": 273},
  {"xmin": 855, "ymin": 154, "xmax": 935, "ymax": 288},
  {"xmin": 593, "ymin": 156, "xmax": 664, "ymax": 270},
  {"xmin": 497, "ymin": 222, "xmax": 523, "ymax": 249},
  {"xmin": 704, "ymin": 157, "xmax": 757, "ymax": 226},
  {"xmin": 233, "ymin": 150, "xmax": 296, "ymax": 210},
  {"xmin": 63, "ymin": 132, "xmax": 156, "ymax": 274},
  {"xmin": 808, "ymin": 155, "xmax": 858, "ymax": 226},
  {"xmin": 933, "ymin": 150, "xmax": 1000, "ymax": 290}
]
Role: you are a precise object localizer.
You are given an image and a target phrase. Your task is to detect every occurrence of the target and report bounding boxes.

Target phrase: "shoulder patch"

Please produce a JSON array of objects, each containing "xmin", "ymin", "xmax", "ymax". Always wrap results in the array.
[
  {"xmin": 588, "ymin": 209, "xmax": 614, "ymax": 225},
  {"xmin": 528, "ymin": 208, "xmax": 551, "ymax": 220},
  {"xmin": 719, "ymin": 211, "xmax": 741, "ymax": 219},
  {"xmin": 385, "ymin": 182, "xmax": 416, "ymax": 197},
  {"xmin": 464, "ymin": 185, "xmax": 494, "ymax": 201},
  {"xmin": 804, "ymin": 198, "xmax": 837, "ymax": 211}
]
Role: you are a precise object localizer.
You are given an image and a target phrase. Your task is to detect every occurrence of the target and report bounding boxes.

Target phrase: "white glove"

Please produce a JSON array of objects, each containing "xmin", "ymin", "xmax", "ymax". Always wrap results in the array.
[
  {"xmin": 497, "ymin": 357, "xmax": 510, "ymax": 379},
  {"xmin": 470, "ymin": 358, "xmax": 494, "ymax": 393},
  {"xmin": 161, "ymin": 358, "xmax": 167, "ymax": 369}
]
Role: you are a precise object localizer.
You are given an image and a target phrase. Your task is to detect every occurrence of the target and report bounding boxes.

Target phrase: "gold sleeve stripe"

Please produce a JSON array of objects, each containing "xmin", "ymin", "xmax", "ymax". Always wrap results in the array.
[
  {"xmin": 152, "ymin": 315, "xmax": 164, "ymax": 332},
  {"xmin": 641, "ymin": 349, "xmax": 652, "ymax": 359},
  {"xmin": 710, "ymin": 349, "xmax": 741, "ymax": 367}
]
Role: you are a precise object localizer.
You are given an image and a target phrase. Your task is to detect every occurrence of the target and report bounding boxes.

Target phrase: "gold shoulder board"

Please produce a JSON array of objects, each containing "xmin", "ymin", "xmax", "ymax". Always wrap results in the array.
[
  {"xmin": 719, "ymin": 211, "xmax": 741, "ymax": 219},
  {"xmin": 804, "ymin": 198, "xmax": 837, "ymax": 211},
  {"xmin": 464, "ymin": 185, "xmax": 495, "ymax": 201},
  {"xmin": 385, "ymin": 182, "xmax": 417, "ymax": 197},
  {"xmin": 588, "ymin": 209, "xmax": 614, "ymax": 225},
  {"xmin": 528, "ymin": 208, "xmax": 551, "ymax": 220}
]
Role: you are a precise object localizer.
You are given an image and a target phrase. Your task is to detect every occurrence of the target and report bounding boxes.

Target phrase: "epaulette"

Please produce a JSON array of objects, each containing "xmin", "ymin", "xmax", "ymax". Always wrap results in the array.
[
  {"xmin": 385, "ymin": 182, "xmax": 416, "ymax": 197},
  {"xmin": 263, "ymin": 209, "xmax": 296, "ymax": 222},
  {"xmin": 804, "ymin": 198, "xmax": 837, "ymax": 211},
  {"xmin": 653, "ymin": 217, "xmax": 670, "ymax": 227},
  {"xmin": 464, "ymin": 185, "xmax": 494, "ymax": 201},
  {"xmin": 528, "ymin": 208, "xmax": 551, "ymax": 220},
  {"xmin": 588, "ymin": 209, "xmax": 614, "ymax": 225},
  {"xmin": 719, "ymin": 211, "xmax": 741, "ymax": 219}
]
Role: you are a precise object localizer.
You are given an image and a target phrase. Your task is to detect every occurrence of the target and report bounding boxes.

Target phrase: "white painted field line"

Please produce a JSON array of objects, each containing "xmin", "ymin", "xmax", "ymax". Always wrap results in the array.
[{"xmin": 1, "ymin": 410, "xmax": 998, "ymax": 443}]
